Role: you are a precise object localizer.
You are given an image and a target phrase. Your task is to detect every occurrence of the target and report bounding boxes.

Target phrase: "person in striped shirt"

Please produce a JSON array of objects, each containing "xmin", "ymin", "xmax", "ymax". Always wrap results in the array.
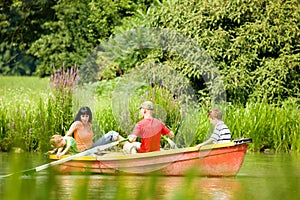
[{"xmin": 196, "ymin": 109, "xmax": 231, "ymax": 148}]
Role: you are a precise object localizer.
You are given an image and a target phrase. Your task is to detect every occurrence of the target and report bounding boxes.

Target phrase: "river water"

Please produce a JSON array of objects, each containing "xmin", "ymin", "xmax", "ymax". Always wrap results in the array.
[{"xmin": 0, "ymin": 152, "xmax": 299, "ymax": 200}]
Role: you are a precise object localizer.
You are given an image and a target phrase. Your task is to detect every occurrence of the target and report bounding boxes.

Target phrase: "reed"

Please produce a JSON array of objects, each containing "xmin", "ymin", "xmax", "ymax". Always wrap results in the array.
[
  {"xmin": 0, "ymin": 65, "xmax": 79, "ymax": 152},
  {"xmin": 225, "ymin": 100, "xmax": 300, "ymax": 152},
  {"xmin": 0, "ymin": 76, "xmax": 300, "ymax": 152},
  {"xmin": 94, "ymin": 80, "xmax": 187, "ymax": 146},
  {"xmin": 0, "ymin": 85, "xmax": 51, "ymax": 151},
  {"xmin": 50, "ymin": 64, "xmax": 79, "ymax": 133}
]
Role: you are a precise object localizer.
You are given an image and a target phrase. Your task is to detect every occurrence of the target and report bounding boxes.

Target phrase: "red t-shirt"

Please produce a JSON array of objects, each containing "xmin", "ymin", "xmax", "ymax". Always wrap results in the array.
[{"xmin": 132, "ymin": 118, "xmax": 170, "ymax": 153}]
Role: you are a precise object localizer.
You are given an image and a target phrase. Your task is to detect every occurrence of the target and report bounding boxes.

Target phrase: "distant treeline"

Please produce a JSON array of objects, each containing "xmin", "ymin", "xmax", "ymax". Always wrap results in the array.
[{"xmin": 1, "ymin": 0, "xmax": 300, "ymax": 105}]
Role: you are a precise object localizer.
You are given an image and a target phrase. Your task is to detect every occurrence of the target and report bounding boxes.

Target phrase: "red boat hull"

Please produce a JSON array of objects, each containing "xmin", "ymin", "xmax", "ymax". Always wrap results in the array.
[{"xmin": 49, "ymin": 139, "xmax": 250, "ymax": 177}]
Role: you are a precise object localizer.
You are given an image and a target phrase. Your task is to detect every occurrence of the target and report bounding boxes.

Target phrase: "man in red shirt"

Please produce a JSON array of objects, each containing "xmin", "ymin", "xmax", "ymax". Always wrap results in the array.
[{"xmin": 127, "ymin": 101, "xmax": 174, "ymax": 153}]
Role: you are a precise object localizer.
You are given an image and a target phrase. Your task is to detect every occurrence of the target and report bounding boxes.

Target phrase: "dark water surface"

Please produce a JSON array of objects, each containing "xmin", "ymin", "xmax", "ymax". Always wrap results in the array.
[{"xmin": 0, "ymin": 152, "xmax": 299, "ymax": 200}]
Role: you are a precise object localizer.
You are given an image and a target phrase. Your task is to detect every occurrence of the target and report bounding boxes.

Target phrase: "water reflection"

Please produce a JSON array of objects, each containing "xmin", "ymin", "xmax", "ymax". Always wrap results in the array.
[
  {"xmin": 1, "ymin": 152, "xmax": 300, "ymax": 200},
  {"xmin": 197, "ymin": 178, "xmax": 241, "ymax": 200},
  {"xmin": 52, "ymin": 175, "xmax": 242, "ymax": 200}
]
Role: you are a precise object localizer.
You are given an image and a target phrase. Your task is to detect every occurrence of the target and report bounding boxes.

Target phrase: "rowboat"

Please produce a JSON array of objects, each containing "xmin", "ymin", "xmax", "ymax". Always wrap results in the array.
[{"xmin": 49, "ymin": 138, "xmax": 252, "ymax": 177}]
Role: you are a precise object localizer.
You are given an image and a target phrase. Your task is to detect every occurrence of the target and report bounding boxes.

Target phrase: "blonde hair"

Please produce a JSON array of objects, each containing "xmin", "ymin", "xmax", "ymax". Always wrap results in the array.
[
  {"xmin": 50, "ymin": 135, "xmax": 63, "ymax": 148},
  {"xmin": 207, "ymin": 109, "xmax": 223, "ymax": 120}
]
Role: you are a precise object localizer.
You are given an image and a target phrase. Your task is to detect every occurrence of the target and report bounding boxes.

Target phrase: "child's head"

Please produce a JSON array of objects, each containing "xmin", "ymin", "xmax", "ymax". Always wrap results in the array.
[
  {"xmin": 207, "ymin": 109, "xmax": 223, "ymax": 120},
  {"xmin": 50, "ymin": 135, "xmax": 64, "ymax": 148},
  {"xmin": 74, "ymin": 106, "xmax": 92, "ymax": 122}
]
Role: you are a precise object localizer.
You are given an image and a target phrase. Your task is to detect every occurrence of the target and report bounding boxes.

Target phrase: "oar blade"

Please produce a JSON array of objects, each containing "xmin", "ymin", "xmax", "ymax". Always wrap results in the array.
[
  {"xmin": 0, "ymin": 168, "xmax": 36, "ymax": 178},
  {"xmin": 0, "ymin": 173, "xmax": 14, "ymax": 178}
]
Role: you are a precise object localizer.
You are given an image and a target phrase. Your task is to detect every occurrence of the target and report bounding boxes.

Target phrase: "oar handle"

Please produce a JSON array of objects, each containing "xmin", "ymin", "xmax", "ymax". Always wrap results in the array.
[
  {"xmin": 119, "ymin": 138, "xmax": 129, "ymax": 143},
  {"xmin": 1, "ymin": 138, "xmax": 130, "ymax": 178},
  {"xmin": 162, "ymin": 136, "xmax": 177, "ymax": 149}
]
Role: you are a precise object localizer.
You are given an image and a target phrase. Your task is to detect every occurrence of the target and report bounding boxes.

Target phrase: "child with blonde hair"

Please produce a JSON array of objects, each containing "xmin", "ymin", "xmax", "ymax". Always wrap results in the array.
[{"xmin": 49, "ymin": 135, "xmax": 79, "ymax": 158}]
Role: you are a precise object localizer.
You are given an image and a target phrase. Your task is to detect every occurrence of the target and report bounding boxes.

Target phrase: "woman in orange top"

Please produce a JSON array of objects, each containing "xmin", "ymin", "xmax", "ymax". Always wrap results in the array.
[{"xmin": 65, "ymin": 106, "xmax": 124, "ymax": 152}]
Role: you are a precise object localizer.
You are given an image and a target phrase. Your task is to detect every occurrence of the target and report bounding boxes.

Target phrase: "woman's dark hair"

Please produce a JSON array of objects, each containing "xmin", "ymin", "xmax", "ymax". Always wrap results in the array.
[{"xmin": 74, "ymin": 106, "xmax": 92, "ymax": 122}]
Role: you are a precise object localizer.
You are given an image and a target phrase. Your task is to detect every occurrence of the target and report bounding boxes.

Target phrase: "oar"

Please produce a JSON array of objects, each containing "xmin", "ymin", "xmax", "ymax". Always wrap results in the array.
[
  {"xmin": 1, "ymin": 138, "xmax": 128, "ymax": 178},
  {"xmin": 162, "ymin": 136, "xmax": 178, "ymax": 149}
]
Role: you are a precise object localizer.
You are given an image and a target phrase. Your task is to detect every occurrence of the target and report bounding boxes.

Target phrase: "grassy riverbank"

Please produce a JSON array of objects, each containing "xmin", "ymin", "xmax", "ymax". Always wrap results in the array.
[{"xmin": 0, "ymin": 76, "xmax": 299, "ymax": 152}]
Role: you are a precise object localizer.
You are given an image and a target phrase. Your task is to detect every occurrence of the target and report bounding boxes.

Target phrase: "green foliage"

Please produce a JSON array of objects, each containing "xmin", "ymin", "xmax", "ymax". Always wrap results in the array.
[
  {"xmin": 225, "ymin": 100, "xmax": 300, "ymax": 152},
  {"xmin": 249, "ymin": 55, "xmax": 300, "ymax": 103},
  {"xmin": 1, "ymin": 76, "xmax": 300, "ymax": 152},
  {"xmin": 0, "ymin": 76, "xmax": 49, "ymax": 151},
  {"xmin": 93, "ymin": 77, "xmax": 182, "ymax": 137},
  {"xmin": 0, "ymin": 75, "xmax": 77, "ymax": 152},
  {"xmin": 27, "ymin": 0, "xmax": 93, "ymax": 76},
  {"xmin": 193, "ymin": 100, "xmax": 300, "ymax": 153},
  {"xmin": 27, "ymin": 0, "xmax": 153, "ymax": 77},
  {"xmin": 110, "ymin": 0, "xmax": 300, "ymax": 105},
  {"xmin": 2, "ymin": 0, "xmax": 300, "ymax": 153},
  {"xmin": 0, "ymin": 87, "xmax": 44, "ymax": 151},
  {"xmin": 0, "ymin": 0, "xmax": 56, "ymax": 75},
  {"xmin": 1, "ymin": 0, "xmax": 300, "ymax": 106}
]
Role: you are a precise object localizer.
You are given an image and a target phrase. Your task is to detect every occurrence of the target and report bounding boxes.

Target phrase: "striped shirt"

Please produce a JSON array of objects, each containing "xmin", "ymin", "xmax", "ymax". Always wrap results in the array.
[{"xmin": 211, "ymin": 121, "xmax": 231, "ymax": 144}]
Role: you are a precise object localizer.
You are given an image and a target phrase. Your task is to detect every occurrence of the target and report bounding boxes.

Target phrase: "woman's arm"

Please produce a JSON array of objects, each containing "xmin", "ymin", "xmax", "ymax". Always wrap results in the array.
[{"xmin": 64, "ymin": 122, "xmax": 77, "ymax": 137}]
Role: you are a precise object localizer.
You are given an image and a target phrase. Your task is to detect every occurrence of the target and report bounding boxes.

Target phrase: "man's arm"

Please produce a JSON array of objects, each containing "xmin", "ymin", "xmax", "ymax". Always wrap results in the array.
[
  {"xmin": 167, "ymin": 131, "xmax": 174, "ymax": 138},
  {"xmin": 128, "ymin": 134, "xmax": 137, "ymax": 142}
]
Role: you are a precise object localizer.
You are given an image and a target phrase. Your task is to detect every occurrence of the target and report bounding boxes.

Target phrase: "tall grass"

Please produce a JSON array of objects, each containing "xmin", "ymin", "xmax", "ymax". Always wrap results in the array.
[
  {"xmin": 0, "ymin": 77, "xmax": 50, "ymax": 151},
  {"xmin": 0, "ymin": 76, "xmax": 300, "ymax": 152},
  {"xmin": 0, "ymin": 65, "xmax": 78, "ymax": 152},
  {"xmin": 225, "ymin": 100, "xmax": 300, "ymax": 152},
  {"xmin": 94, "ymin": 78, "xmax": 300, "ymax": 152}
]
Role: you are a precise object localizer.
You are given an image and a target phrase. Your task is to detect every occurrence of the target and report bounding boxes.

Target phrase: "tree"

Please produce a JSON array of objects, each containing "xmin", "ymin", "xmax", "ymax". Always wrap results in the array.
[
  {"xmin": 104, "ymin": 0, "xmax": 300, "ymax": 105},
  {"xmin": 28, "ymin": 0, "xmax": 153, "ymax": 77},
  {"xmin": 0, "ymin": 0, "xmax": 56, "ymax": 75}
]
